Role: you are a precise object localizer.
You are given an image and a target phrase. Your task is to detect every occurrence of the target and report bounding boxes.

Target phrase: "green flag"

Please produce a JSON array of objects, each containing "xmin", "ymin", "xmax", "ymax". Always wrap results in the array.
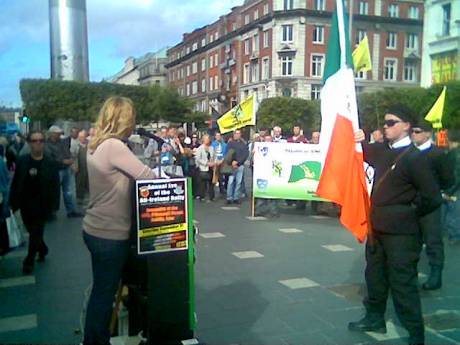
[{"xmin": 288, "ymin": 162, "xmax": 322, "ymax": 183}]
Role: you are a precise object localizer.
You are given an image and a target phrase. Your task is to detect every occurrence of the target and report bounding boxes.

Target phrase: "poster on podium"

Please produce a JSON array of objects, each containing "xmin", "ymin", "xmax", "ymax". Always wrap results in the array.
[{"xmin": 136, "ymin": 178, "xmax": 188, "ymax": 255}]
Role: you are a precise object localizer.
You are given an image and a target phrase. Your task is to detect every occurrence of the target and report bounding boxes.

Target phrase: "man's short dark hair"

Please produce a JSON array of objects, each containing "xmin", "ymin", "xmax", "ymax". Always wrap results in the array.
[{"xmin": 27, "ymin": 130, "xmax": 45, "ymax": 142}]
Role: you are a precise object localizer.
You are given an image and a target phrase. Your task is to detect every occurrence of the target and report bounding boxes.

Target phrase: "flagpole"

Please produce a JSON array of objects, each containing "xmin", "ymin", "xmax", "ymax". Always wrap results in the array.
[{"xmin": 348, "ymin": 0, "xmax": 353, "ymax": 40}]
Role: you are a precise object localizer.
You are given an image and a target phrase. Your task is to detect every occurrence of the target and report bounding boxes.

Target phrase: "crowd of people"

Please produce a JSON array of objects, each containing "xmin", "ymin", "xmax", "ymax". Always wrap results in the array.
[{"xmin": 0, "ymin": 95, "xmax": 458, "ymax": 345}]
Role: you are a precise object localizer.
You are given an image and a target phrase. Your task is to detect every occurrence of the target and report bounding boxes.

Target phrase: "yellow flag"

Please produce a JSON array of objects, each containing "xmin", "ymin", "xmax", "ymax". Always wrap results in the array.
[
  {"xmin": 425, "ymin": 86, "xmax": 446, "ymax": 129},
  {"xmin": 217, "ymin": 95, "xmax": 255, "ymax": 134},
  {"xmin": 352, "ymin": 36, "xmax": 372, "ymax": 73}
]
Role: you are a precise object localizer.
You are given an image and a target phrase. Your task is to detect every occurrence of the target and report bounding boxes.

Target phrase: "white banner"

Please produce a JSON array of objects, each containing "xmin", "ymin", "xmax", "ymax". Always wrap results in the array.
[{"xmin": 252, "ymin": 142, "xmax": 327, "ymax": 201}]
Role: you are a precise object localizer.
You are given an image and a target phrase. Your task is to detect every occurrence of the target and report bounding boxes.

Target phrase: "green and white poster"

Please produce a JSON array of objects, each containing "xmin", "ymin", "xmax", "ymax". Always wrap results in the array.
[{"xmin": 253, "ymin": 142, "xmax": 327, "ymax": 201}]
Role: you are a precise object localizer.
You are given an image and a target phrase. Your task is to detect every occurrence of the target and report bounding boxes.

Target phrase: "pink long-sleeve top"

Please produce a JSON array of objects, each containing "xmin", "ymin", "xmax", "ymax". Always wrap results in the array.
[{"xmin": 83, "ymin": 138, "xmax": 156, "ymax": 240}]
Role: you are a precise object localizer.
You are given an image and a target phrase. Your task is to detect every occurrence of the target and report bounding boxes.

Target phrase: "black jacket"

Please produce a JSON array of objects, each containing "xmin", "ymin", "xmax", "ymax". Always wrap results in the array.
[
  {"xmin": 421, "ymin": 145, "xmax": 455, "ymax": 191},
  {"xmin": 363, "ymin": 142, "xmax": 442, "ymax": 235},
  {"xmin": 9, "ymin": 154, "xmax": 60, "ymax": 219},
  {"xmin": 227, "ymin": 140, "xmax": 249, "ymax": 166}
]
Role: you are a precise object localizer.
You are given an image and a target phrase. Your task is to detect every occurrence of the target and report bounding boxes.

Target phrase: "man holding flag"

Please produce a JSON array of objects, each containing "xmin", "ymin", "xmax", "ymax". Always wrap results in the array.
[{"xmin": 316, "ymin": 1, "xmax": 441, "ymax": 344}]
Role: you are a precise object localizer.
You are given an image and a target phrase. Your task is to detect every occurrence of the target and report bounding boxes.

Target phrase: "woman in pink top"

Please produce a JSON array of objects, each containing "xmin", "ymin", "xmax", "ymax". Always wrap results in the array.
[{"xmin": 82, "ymin": 96, "xmax": 156, "ymax": 345}]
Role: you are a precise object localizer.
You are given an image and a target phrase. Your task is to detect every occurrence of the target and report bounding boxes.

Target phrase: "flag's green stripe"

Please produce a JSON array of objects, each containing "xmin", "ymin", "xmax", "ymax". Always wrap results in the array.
[{"xmin": 323, "ymin": 0, "xmax": 354, "ymax": 83}]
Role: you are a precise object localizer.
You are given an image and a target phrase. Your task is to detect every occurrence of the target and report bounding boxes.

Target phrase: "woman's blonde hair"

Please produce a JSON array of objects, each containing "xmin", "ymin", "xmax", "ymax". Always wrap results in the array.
[{"xmin": 89, "ymin": 96, "xmax": 136, "ymax": 152}]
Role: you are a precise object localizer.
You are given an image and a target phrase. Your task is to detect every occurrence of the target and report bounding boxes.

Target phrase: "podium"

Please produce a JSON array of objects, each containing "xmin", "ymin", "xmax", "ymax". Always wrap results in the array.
[{"xmin": 135, "ymin": 178, "xmax": 196, "ymax": 345}]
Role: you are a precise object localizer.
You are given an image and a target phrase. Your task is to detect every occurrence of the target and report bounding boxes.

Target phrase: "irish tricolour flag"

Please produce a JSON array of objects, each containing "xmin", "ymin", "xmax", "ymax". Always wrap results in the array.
[{"xmin": 316, "ymin": 0, "xmax": 370, "ymax": 242}]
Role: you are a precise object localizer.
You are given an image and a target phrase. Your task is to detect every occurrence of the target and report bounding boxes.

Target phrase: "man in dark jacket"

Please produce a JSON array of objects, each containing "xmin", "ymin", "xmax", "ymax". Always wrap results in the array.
[
  {"xmin": 349, "ymin": 106, "xmax": 442, "ymax": 345},
  {"xmin": 444, "ymin": 131, "xmax": 460, "ymax": 244},
  {"xmin": 411, "ymin": 120, "xmax": 454, "ymax": 290},
  {"xmin": 10, "ymin": 131, "xmax": 60, "ymax": 274},
  {"xmin": 226, "ymin": 130, "xmax": 249, "ymax": 204}
]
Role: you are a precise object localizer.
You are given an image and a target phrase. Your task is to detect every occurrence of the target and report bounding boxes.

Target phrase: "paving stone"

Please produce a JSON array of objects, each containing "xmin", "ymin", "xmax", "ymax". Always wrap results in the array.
[
  {"xmin": 199, "ymin": 232, "xmax": 226, "ymax": 239},
  {"xmin": 232, "ymin": 251, "xmax": 264, "ymax": 259},
  {"xmin": 279, "ymin": 277, "xmax": 320, "ymax": 290},
  {"xmin": 279, "ymin": 228, "xmax": 303, "ymax": 233},
  {"xmin": 322, "ymin": 244, "xmax": 354, "ymax": 252}
]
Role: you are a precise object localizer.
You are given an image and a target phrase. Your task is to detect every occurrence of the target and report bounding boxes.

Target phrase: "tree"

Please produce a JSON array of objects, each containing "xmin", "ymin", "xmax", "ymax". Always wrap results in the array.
[
  {"xmin": 256, "ymin": 97, "xmax": 319, "ymax": 132},
  {"xmin": 19, "ymin": 79, "xmax": 205, "ymax": 126}
]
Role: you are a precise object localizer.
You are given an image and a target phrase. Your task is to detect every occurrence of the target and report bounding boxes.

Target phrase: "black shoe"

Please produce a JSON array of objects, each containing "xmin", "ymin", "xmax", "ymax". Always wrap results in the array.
[
  {"xmin": 233, "ymin": 199, "xmax": 241, "ymax": 205},
  {"xmin": 408, "ymin": 331, "xmax": 424, "ymax": 345},
  {"xmin": 226, "ymin": 200, "xmax": 233, "ymax": 205},
  {"xmin": 67, "ymin": 211, "xmax": 84, "ymax": 218},
  {"xmin": 22, "ymin": 261, "xmax": 34, "ymax": 275},
  {"xmin": 422, "ymin": 265, "xmax": 442, "ymax": 290},
  {"xmin": 37, "ymin": 246, "xmax": 49, "ymax": 263},
  {"xmin": 348, "ymin": 315, "xmax": 387, "ymax": 333}
]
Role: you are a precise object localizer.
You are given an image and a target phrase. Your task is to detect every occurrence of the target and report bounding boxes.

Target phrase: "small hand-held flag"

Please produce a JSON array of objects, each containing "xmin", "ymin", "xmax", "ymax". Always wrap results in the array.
[
  {"xmin": 352, "ymin": 36, "xmax": 372, "ymax": 73},
  {"xmin": 425, "ymin": 86, "xmax": 446, "ymax": 129},
  {"xmin": 316, "ymin": 0, "xmax": 370, "ymax": 242}
]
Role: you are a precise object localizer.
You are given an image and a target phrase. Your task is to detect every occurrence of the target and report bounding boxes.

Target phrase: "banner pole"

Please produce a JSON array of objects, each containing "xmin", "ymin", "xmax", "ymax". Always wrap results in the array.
[{"xmin": 251, "ymin": 193, "xmax": 255, "ymax": 218}]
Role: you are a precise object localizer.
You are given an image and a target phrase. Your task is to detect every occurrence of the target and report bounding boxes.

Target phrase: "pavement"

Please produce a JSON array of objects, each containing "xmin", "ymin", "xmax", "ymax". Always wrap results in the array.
[{"xmin": 1, "ymin": 187, "xmax": 460, "ymax": 344}]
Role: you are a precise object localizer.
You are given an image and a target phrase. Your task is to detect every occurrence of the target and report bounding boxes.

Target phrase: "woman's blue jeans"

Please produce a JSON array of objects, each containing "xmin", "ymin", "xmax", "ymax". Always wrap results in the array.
[{"xmin": 83, "ymin": 231, "xmax": 129, "ymax": 345}]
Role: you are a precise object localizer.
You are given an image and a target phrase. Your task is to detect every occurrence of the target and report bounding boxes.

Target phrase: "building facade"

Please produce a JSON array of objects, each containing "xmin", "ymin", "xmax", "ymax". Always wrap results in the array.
[
  {"xmin": 166, "ymin": 0, "xmax": 424, "ymax": 114},
  {"xmin": 421, "ymin": 0, "xmax": 460, "ymax": 87},
  {"xmin": 108, "ymin": 48, "xmax": 169, "ymax": 86}
]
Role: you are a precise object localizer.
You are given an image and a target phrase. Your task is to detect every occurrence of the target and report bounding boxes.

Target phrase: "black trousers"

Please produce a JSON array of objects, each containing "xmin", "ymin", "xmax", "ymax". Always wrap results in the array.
[
  {"xmin": 420, "ymin": 206, "xmax": 444, "ymax": 267},
  {"xmin": 21, "ymin": 212, "xmax": 47, "ymax": 265},
  {"xmin": 198, "ymin": 171, "xmax": 215, "ymax": 200},
  {"xmin": 364, "ymin": 232, "xmax": 424, "ymax": 339}
]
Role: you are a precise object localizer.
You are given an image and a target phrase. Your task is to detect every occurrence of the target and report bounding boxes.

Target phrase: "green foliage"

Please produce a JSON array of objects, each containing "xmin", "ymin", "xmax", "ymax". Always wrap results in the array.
[
  {"xmin": 256, "ymin": 97, "xmax": 319, "ymax": 131},
  {"xmin": 257, "ymin": 81, "xmax": 460, "ymax": 132},
  {"xmin": 19, "ymin": 79, "xmax": 206, "ymax": 126}
]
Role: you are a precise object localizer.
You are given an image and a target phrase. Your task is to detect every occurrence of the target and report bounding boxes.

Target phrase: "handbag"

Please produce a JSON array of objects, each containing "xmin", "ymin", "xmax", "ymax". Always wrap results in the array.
[{"xmin": 7, "ymin": 211, "xmax": 25, "ymax": 248}]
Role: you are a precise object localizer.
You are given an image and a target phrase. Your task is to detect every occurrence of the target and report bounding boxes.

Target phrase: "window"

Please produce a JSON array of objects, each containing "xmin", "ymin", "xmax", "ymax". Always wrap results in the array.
[
  {"xmin": 251, "ymin": 62, "xmax": 259, "ymax": 82},
  {"xmin": 209, "ymin": 55, "xmax": 214, "ymax": 68},
  {"xmin": 214, "ymin": 75, "xmax": 219, "ymax": 89},
  {"xmin": 201, "ymin": 79, "xmax": 206, "ymax": 92},
  {"xmin": 408, "ymin": 6, "xmax": 419, "ymax": 19},
  {"xmin": 186, "ymin": 65, "xmax": 191, "ymax": 77},
  {"xmin": 388, "ymin": 4, "xmax": 399, "ymax": 18},
  {"xmin": 359, "ymin": 1, "xmax": 368, "ymax": 15},
  {"xmin": 263, "ymin": 3, "xmax": 269, "ymax": 15},
  {"xmin": 215, "ymin": 31, "xmax": 219, "ymax": 40},
  {"xmin": 311, "ymin": 85, "xmax": 321, "ymax": 100},
  {"xmin": 210, "ymin": 34, "xmax": 214, "ymax": 43},
  {"xmin": 263, "ymin": 30, "xmax": 270, "ymax": 48},
  {"xmin": 192, "ymin": 42, "xmax": 198, "ymax": 51},
  {"xmin": 192, "ymin": 62, "xmax": 197, "ymax": 74},
  {"xmin": 186, "ymin": 46, "xmax": 190, "ymax": 54},
  {"xmin": 406, "ymin": 33, "xmax": 418, "ymax": 50},
  {"xmin": 192, "ymin": 81, "xmax": 198, "ymax": 94},
  {"xmin": 186, "ymin": 83, "xmax": 190, "ymax": 96},
  {"xmin": 201, "ymin": 59, "xmax": 206, "ymax": 71},
  {"xmin": 282, "ymin": 25, "xmax": 293, "ymax": 43},
  {"xmin": 384, "ymin": 58, "xmax": 397, "ymax": 81},
  {"xmin": 209, "ymin": 77, "xmax": 213, "ymax": 91},
  {"xmin": 284, "ymin": 0, "xmax": 293, "ymax": 10},
  {"xmin": 244, "ymin": 64, "xmax": 250, "ymax": 84},
  {"xmin": 356, "ymin": 29, "xmax": 367, "ymax": 45},
  {"xmin": 232, "ymin": 22, "xmax": 237, "ymax": 31},
  {"xmin": 311, "ymin": 54, "xmax": 324, "ymax": 77},
  {"xmin": 404, "ymin": 61, "xmax": 416, "ymax": 82},
  {"xmin": 315, "ymin": 0, "xmax": 325, "ymax": 11},
  {"xmin": 244, "ymin": 39, "xmax": 250, "ymax": 55},
  {"xmin": 262, "ymin": 57, "xmax": 270, "ymax": 80},
  {"xmin": 180, "ymin": 68, "xmax": 184, "ymax": 79},
  {"xmin": 313, "ymin": 25, "xmax": 324, "ymax": 44},
  {"xmin": 245, "ymin": 14, "xmax": 250, "ymax": 25},
  {"xmin": 355, "ymin": 70, "xmax": 366, "ymax": 79},
  {"xmin": 214, "ymin": 54, "xmax": 219, "ymax": 67},
  {"xmin": 442, "ymin": 4, "xmax": 451, "ymax": 36},
  {"xmin": 386, "ymin": 32, "xmax": 397, "ymax": 49},
  {"xmin": 201, "ymin": 38, "xmax": 206, "ymax": 47},
  {"xmin": 281, "ymin": 56, "xmax": 293, "ymax": 76},
  {"xmin": 254, "ymin": 9, "xmax": 259, "ymax": 20},
  {"xmin": 253, "ymin": 34, "xmax": 259, "ymax": 52}
]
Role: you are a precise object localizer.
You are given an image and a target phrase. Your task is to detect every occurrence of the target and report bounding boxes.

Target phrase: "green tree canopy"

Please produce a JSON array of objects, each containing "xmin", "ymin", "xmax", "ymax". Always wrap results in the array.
[{"xmin": 20, "ymin": 79, "xmax": 209, "ymax": 126}]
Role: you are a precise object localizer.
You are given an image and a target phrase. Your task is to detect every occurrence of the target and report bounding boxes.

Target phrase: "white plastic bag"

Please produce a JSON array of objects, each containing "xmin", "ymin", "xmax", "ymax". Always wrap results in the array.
[{"xmin": 7, "ymin": 212, "xmax": 25, "ymax": 248}]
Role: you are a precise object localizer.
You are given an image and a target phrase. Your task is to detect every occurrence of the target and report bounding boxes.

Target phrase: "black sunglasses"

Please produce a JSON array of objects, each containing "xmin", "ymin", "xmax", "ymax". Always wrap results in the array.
[
  {"xmin": 411, "ymin": 128, "xmax": 424, "ymax": 134},
  {"xmin": 383, "ymin": 119, "xmax": 401, "ymax": 127},
  {"xmin": 30, "ymin": 139, "xmax": 45, "ymax": 143}
]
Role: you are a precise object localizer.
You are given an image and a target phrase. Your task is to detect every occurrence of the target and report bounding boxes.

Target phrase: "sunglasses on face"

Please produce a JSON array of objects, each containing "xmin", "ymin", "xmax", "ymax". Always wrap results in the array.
[
  {"xmin": 30, "ymin": 139, "xmax": 45, "ymax": 143},
  {"xmin": 411, "ymin": 128, "xmax": 424, "ymax": 134},
  {"xmin": 383, "ymin": 119, "xmax": 401, "ymax": 127}
]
